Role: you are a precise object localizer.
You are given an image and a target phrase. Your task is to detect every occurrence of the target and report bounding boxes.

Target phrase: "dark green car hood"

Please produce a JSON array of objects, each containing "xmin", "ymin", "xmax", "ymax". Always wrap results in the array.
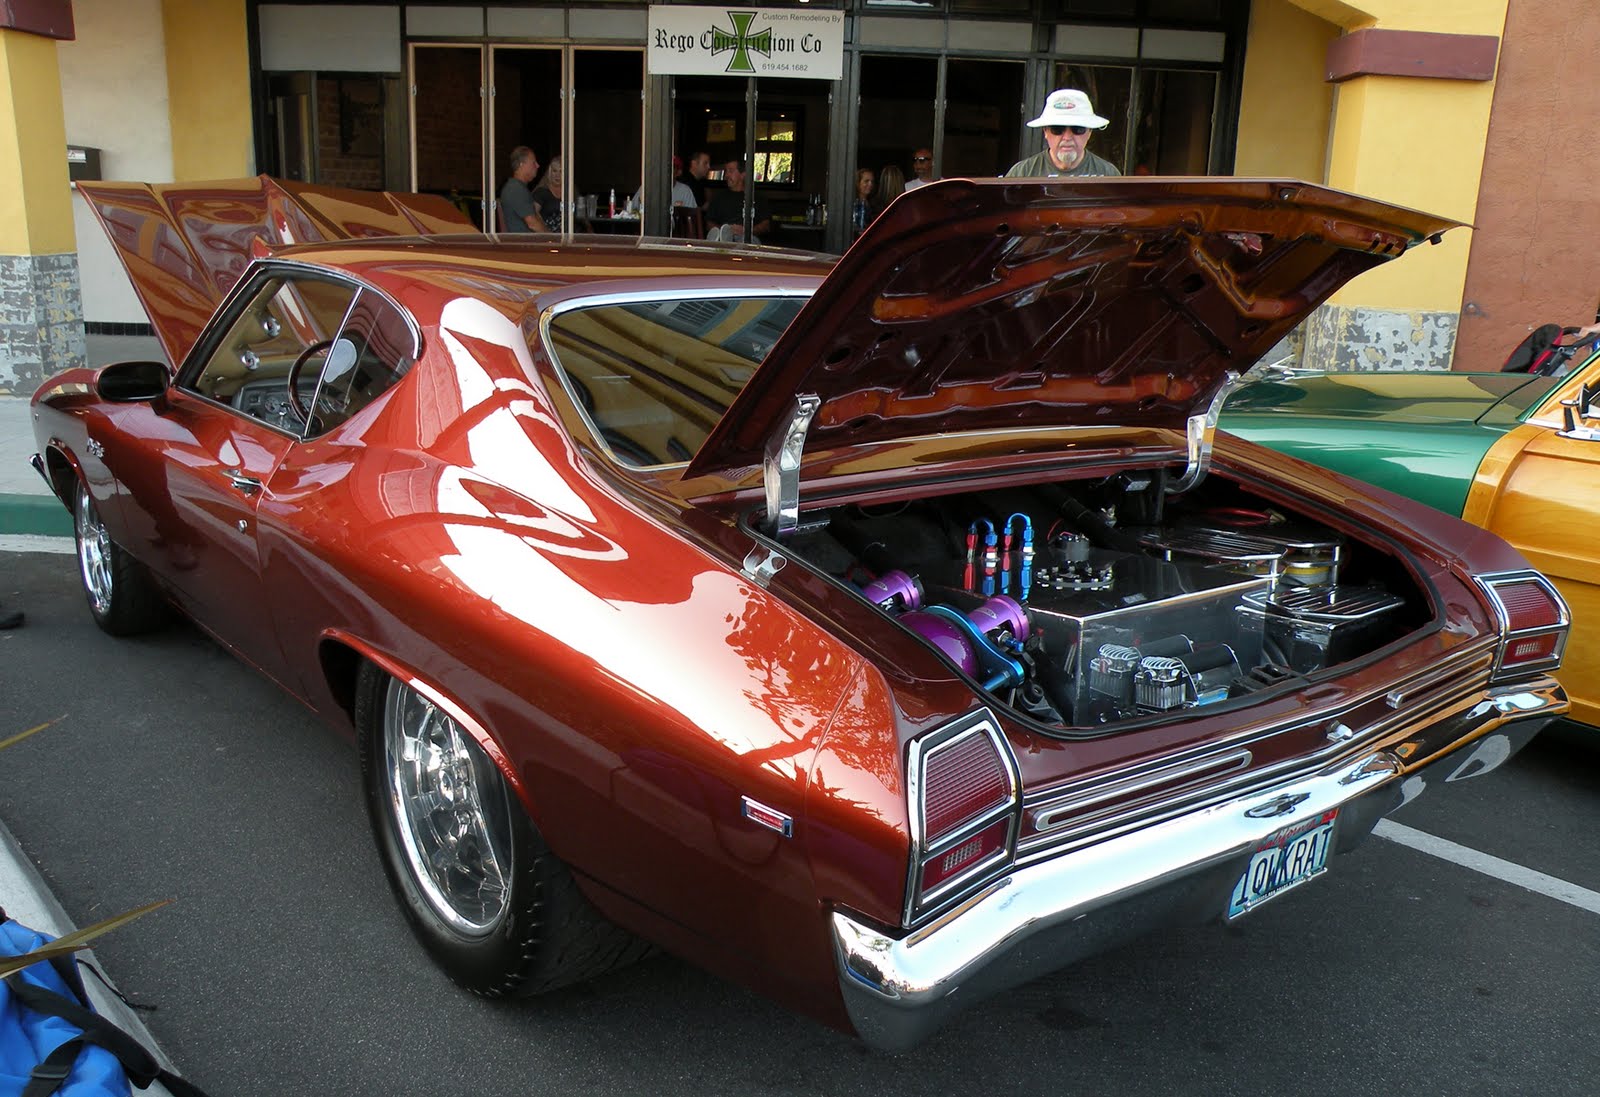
[{"xmin": 1221, "ymin": 369, "xmax": 1561, "ymax": 516}]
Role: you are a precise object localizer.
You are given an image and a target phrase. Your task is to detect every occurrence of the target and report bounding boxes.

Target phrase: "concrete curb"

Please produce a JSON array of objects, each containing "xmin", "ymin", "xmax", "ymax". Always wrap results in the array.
[
  {"xmin": 1, "ymin": 818, "xmax": 179, "ymax": 1096},
  {"xmin": 0, "ymin": 491, "xmax": 71, "ymax": 538}
]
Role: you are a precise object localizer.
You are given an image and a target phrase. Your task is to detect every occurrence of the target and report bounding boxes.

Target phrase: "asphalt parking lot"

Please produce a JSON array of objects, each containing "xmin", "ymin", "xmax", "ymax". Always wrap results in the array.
[{"xmin": 3, "ymin": 545, "xmax": 1598, "ymax": 1097}]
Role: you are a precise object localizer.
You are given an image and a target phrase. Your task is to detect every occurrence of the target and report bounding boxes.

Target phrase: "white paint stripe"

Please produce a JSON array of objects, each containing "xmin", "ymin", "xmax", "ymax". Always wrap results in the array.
[
  {"xmin": 0, "ymin": 534, "xmax": 72, "ymax": 554},
  {"xmin": 1375, "ymin": 819, "xmax": 1600, "ymax": 916}
]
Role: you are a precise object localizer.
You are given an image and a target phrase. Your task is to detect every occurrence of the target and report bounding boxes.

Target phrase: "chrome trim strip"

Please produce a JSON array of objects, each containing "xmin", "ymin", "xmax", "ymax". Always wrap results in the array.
[
  {"xmin": 1030, "ymin": 749, "xmax": 1253, "ymax": 833},
  {"xmin": 1380, "ymin": 638, "xmax": 1498, "ymax": 708},
  {"xmin": 832, "ymin": 683, "xmax": 1563, "ymax": 1053}
]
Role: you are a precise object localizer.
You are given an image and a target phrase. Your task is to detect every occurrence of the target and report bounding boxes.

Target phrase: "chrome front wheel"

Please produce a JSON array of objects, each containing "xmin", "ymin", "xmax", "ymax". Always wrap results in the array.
[
  {"xmin": 75, "ymin": 479, "xmax": 114, "ymax": 618},
  {"xmin": 71, "ymin": 477, "xmax": 166, "ymax": 635}
]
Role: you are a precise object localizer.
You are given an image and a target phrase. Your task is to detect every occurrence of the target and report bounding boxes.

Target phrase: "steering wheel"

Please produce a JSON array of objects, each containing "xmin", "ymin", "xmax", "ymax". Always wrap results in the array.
[{"xmin": 286, "ymin": 339, "xmax": 334, "ymax": 424}]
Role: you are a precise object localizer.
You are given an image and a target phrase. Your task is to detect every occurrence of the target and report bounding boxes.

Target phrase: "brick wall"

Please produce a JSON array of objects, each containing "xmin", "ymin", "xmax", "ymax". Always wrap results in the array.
[
  {"xmin": 316, "ymin": 77, "xmax": 384, "ymax": 191},
  {"xmin": 414, "ymin": 48, "xmax": 483, "ymax": 194}
]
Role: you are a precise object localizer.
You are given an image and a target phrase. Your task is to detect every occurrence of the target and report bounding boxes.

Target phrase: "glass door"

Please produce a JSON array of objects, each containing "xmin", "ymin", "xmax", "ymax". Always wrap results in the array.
[
  {"xmin": 856, "ymin": 55, "xmax": 937, "ymax": 208},
  {"xmin": 410, "ymin": 44, "xmax": 486, "ymax": 228},
  {"xmin": 489, "ymin": 46, "xmax": 563, "ymax": 232},
  {"xmin": 1131, "ymin": 69, "xmax": 1218, "ymax": 175},
  {"xmin": 265, "ymin": 73, "xmax": 314, "ymax": 182},
  {"xmin": 1053, "ymin": 60, "xmax": 1221, "ymax": 175},
  {"xmin": 942, "ymin": 60, "xmax": 1024, "ymax": 178},
  {"xmin": 572, "ymin": 49, "xmax": 644, "ymax": 236},
  {"xmin": 754, "ymin": 77, "xmax": 830, "ymax": 251},
  {"xmin": 672, "ymin": 76, "xmax": 829, "ymax": 249}
]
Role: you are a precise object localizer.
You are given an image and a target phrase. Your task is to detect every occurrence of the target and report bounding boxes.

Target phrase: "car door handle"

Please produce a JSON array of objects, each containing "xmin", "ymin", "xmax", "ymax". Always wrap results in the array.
[{"xmin": 224, "ymin": 469, "xmax": 263, "ymax": 495}]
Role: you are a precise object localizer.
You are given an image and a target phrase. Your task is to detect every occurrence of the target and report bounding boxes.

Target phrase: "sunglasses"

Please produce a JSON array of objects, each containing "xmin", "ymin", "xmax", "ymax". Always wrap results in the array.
[
  {"xmin": 912, "ymin": 156, "xmax": 932, "ymax": 162},
  {"xmin": 1047, "ymin": 125, "xmax": 1090, "ymax": 137}
]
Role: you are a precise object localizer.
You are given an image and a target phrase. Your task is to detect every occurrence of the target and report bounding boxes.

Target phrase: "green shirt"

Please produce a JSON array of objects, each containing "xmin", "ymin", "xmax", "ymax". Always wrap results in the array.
[{"xmin": 1003, "ymin": 148, "xmax": 1121, "ymax": 179}]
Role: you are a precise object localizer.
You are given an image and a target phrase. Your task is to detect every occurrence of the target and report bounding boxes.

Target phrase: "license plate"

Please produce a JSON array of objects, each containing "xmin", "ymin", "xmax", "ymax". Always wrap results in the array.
[{"xmin": 1227, "ymin": 808, "xmax": 1338, "ymax": 919}]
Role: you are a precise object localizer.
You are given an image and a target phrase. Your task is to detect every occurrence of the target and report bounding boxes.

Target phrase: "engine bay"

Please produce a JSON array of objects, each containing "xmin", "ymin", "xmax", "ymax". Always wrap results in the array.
[{"xmin": 779, "ymin": 468, "xmax": 1428, "ymax": 733}]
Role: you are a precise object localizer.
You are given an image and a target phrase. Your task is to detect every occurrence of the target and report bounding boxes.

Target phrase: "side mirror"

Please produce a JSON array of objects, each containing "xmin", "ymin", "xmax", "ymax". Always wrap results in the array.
[{"xmin": 95, "ymin": 360, "xmax": 170, "ymax": 403}]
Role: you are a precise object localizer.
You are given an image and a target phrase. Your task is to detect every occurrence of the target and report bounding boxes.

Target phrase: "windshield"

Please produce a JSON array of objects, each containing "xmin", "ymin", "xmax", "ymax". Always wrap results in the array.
[{"xmin": 543, "ymin": 294, "xmax": 807, "ymax": 467}]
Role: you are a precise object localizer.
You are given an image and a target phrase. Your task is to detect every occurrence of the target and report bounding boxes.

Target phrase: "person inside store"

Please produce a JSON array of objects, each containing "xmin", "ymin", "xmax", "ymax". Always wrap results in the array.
[
  {"xmin": 498, "ymin": 145, "xmax": 543, "ymax": 232},
  {"xmin": 874, "ymin": 164, "xmax": 906, "ymax": 219},
  {"xmin": 530, "ymin": 156, "xmax": 564, "ymax": 232},
  {"xmin": 679, "ymin": 150, "xmax": 711, "ymax": 211},
  {"xmin": 904, "ymin": 147, "xmax": 936, "ymax": 191},
  {"xmin": 705, "ymin": 159, "xmax": 770, "ymax": 243},
  {"xmin": 634, "ymin": 157, "xmax": 702, "ymax": 236},
  {"xmin": 1004, "ymin": 88, "xmax": 1120, "ymax": 178},
  {"xmin": 851, "ymin": 167, "xmax": 875, "ymax": 238}
]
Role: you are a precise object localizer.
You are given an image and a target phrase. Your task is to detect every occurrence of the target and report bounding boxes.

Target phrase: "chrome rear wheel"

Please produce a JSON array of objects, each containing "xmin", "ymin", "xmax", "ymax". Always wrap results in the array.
[
  {"xmin": 355, "ymin": 663, "xmax": 652, "ymax": 996},
  {"xmin": 382, "ymin": 678, "xmax": 512, "ymax": 935}
]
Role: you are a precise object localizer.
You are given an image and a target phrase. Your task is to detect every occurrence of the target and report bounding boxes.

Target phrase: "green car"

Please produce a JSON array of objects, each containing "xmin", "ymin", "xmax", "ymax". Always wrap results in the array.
[{"xmin": 1221, "ymin": 352, "xmax": 1599, "ymax": 728}]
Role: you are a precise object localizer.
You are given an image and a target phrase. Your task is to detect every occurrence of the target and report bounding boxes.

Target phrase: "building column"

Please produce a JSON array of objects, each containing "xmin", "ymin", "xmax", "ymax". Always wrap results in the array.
[
  {"xmin": 0, "ymin": 16, "xmax": 84, "ymax": 395},
  {"xmin": 1296, "ymin": 0, "xmax": 1508, "ymax": 371},
  {"xmin": 161, "ymin": 0, "xmax": 253, "ymax": 180}
]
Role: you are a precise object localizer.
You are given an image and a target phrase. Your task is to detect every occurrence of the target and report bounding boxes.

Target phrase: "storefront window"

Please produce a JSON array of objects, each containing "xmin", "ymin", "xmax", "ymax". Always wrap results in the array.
[
  {"xmin": 1132, "ymin": 68, "xmax": 1217, "ymax": 175},
  {"xmin": 1053, "ymin": 62, "xmax": 1134, "ymax": 173},
  {"xmin": 754, "ymin": 114, "xmax": 799, "ymax": 184},
  {"xmin": 943, "ymin": 59, "xmax": 1024, "ymax": 177},
  {"xmin": 857, "ymin": 54, "xmax": 938, "ymax": 189}
]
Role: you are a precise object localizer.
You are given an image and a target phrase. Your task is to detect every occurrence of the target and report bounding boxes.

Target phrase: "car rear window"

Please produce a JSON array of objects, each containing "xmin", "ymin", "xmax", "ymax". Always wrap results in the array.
[{"xmin": 542, "ymin": 294, "xmax": 806, "ymax": 467}]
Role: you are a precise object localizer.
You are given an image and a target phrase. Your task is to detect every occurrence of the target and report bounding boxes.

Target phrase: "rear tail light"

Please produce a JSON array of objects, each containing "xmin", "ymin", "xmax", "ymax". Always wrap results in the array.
[
  {"xmin": 905, "ymin": 712, "xmax": 1020, "ymax": 924},
  {"xmin": 1477, "ymin": 571, "xmax": 1569, "ymax": 679}
]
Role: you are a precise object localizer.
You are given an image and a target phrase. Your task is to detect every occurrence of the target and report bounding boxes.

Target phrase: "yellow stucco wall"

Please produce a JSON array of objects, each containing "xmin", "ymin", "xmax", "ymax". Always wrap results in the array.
[
  {"xmin": 1235, "ymin": 0, "xmax": 1339, "ymax": 181},
  {"xmin": 1252, "ymin": 0, "xmax": 1510, "ymax": 313},
  {"xmin": 0, "ymin": 30, "xmax": 75, "ymax": 255},
  {"xmin": 161, "ymin": 0, "xmax": 253, "ymax": 180}
]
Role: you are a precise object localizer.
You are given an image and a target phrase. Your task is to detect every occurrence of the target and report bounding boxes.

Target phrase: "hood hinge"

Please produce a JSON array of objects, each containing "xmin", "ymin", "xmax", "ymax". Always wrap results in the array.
[
  {"xmin": 764, "ymin": 394, "xmax": 821, "ymax": 536},
  {"xmin": 1168, "ymin": 370, "xmax": 1242, "ymax": 495}
]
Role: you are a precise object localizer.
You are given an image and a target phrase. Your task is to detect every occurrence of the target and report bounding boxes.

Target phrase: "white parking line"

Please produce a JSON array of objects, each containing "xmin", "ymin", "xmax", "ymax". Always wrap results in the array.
[
  {"xmin": 1375, "ymin": 819, "xmax": 1600, "ymax": 916},
  {"xmin": 0, "ymin": 535, "xmax": 72, "ymax": 554}
]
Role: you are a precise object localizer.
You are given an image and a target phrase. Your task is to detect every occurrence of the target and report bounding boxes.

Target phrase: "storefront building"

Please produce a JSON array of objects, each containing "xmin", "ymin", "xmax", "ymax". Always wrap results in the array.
[{"xmin": 2, "ymin": 0, "xmax": 1597, "ymax": 394}]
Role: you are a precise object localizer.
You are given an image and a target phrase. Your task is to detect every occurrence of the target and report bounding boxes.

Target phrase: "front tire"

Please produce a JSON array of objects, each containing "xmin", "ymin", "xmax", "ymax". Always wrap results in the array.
[
  {"xmin": 354, "ymin": 663, "xmax": 649, "ymax": 997},
  {"xmin": 73, "ymin": 478, "xmax": 168, "ymax": 636}
]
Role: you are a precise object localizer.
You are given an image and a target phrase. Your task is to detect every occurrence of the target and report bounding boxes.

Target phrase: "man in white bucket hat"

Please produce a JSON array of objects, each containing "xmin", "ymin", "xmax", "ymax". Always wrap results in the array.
[{"xmin": 1004, "ymin": 88, "xmax": 1120, "ymax": 178}]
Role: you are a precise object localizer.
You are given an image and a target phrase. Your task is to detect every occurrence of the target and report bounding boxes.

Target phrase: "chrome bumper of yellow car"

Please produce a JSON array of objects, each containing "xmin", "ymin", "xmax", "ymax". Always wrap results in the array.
[{"xmin": 830, "ymin": 679, "xmax": 1565, "ymax": 1053}]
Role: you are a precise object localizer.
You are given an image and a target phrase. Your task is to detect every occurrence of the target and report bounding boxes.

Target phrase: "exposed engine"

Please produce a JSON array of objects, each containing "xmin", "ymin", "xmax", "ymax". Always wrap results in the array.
[{"xmin": 781, "ymin": 469, "xmax": 1424, "ymax": 732}]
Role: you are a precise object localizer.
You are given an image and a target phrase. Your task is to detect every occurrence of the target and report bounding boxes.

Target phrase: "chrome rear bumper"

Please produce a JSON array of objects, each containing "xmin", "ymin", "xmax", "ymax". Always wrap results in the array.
[{"xmin": 831, "ymin": 681, "xmax": 1564, "ymax": 1053}]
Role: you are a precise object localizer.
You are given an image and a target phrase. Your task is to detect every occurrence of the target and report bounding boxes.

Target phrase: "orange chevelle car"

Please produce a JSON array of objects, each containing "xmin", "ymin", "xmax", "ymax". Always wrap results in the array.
[{"xmin": 29, "ymin": 176, "xmax": 1568, "ymax": 1050}]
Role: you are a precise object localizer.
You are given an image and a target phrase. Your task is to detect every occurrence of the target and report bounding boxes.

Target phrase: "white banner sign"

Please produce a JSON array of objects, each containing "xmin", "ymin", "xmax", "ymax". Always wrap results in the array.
[{"xmin": 647, "ymin": 6, "xmax": 844, "ymax": 81}]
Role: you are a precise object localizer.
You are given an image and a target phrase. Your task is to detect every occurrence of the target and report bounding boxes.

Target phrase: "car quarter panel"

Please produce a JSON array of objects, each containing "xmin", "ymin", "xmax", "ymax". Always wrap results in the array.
[{"xmin": 249, "ymin": 309, "xmax": 874, "ymax": 1000}]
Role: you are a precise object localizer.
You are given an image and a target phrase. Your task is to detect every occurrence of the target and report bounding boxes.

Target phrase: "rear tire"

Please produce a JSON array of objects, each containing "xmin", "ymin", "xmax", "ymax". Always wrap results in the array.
[
  {"xmin": 73, "ymin": 478, "xmax": 168, "ymax": 636},
  {"xmin": 354, "ymin": 663, "xmax": 650, "ymax": 996}
]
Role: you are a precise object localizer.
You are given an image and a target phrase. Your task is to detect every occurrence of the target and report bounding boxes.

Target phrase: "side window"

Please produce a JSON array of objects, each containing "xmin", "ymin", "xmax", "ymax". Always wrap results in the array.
[
  {"xmin": 182, "ymin": 270, "xmax": 416, "ymax": 438},
  {"xmin": 305, "ymin": 288, "xmax": 416, "ymax": 437},
  {"xmin": 185, "ymin": 273, "xmax": 358, "ymax": 434}
]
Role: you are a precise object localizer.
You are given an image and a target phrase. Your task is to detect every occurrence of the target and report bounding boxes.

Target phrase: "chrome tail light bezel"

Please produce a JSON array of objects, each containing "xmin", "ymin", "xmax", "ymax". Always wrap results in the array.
[
  {"xmin": 1475, "ymin": 570, "xmax": 1570, "ymax": 680},
  {"xmin": 904, "ymin": 709, "xmax": 1022, "ymax": 926}
]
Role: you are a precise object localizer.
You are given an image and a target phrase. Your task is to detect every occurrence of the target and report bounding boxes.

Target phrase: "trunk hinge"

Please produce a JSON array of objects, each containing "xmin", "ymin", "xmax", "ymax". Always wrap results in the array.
[
  {"xmin": 764, "ymin": 394, "xmax": 821, "ymax": 537},
  {"xmin": 1167, "ymin": 371, "xmax": 1242, "ymax": 495}
]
